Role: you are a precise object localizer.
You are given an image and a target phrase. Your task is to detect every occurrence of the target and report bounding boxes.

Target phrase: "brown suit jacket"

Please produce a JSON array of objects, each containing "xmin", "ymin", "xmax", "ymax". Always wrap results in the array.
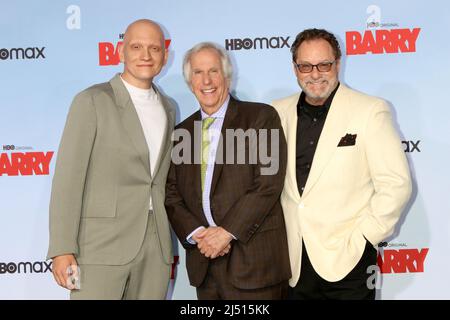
[{"xmin": 165, "ymin": 96, "xmax": 291, "ymax": 289}]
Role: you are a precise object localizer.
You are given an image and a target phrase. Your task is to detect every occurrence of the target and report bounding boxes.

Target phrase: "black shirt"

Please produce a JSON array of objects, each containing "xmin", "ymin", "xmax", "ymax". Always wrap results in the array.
[{"xmin": 296, "ymin": 83, "xmax": 340, "ymax": 196}]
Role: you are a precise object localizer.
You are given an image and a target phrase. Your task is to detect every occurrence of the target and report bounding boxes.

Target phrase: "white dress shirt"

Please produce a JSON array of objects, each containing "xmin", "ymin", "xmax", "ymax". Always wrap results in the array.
[{"xmin": 187, "ymin": 95, "xmax": 232, "ymax": 243}]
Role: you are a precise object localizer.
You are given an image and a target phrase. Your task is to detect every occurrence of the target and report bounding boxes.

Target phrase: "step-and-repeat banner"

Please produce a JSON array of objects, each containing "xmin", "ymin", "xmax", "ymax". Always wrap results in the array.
[{"xmin": 1, "ymin": 0, "xmax": 449, "ymax": 299}]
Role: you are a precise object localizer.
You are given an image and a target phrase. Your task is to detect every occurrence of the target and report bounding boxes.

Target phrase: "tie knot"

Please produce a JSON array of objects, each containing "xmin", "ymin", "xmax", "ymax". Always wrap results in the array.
[{"xmin": 202, "ymin": 117, "xmax": 216, "ymax": 130}]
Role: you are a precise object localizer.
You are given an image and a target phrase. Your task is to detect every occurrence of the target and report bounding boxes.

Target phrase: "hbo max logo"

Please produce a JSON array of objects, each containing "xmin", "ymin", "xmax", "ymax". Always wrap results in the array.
[
  {"xmin": 0, "ymin": 261, "xmax": 52, "ymax": 274},
  {"xmin": 0, "ymin": 47, "xmax": 46, "ymax": 60},
  {"xmin": 225, "ymin": 36, "xmax": 290, "ymax": 50}
]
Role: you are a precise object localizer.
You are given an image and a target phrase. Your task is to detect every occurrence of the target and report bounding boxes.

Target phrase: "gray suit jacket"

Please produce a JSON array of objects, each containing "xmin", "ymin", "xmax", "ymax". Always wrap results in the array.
[{"xmin": 47, "ymin": 74, "xmax": 175, "ymax": 265}]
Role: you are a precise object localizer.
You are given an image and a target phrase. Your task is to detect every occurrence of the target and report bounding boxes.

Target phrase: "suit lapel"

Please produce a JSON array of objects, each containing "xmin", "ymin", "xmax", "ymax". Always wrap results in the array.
[
  {"xmin": 302, "ymin": 85, "xmax": 351, "ymax": 197},
  {"xmin": 151, "ymin": 86, "xmax": 174, "ymax": 180},
  {"xmin": 186, "ymin": 110, "xmax": 203, "ymax": 200},
  {"xmin": 110, "ymin": 74, "xmax": 151, "ymax": 178},
  {"xmin": 210, "ymin": 97, "xmax": 239, "ymax": 196},
  {"xmin": 281, "ymin": 95, "xmax": 302, "ymax": 202}
]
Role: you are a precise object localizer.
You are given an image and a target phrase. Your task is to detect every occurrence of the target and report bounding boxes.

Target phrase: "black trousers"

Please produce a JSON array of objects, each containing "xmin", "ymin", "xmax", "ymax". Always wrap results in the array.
[{"xmin": 289, "ymin": 240, "xmax": 377, "ymax": 300}]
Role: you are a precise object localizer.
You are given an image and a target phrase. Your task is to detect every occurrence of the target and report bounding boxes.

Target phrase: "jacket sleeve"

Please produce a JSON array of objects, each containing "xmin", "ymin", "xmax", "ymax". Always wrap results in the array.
[
  {"xmin": 165, "ymin": 159, "xmax": 205, "ymax": 249},
  {"xmin": 220, "ymin": 108, "xmax": 287, "ymax": 243},
  {"xmin": 358, "ymin": 100, "xmax": 412, "ymax": 245},
  {"xmin": 47, "ymin": 91, "xmax": 97, "ymax": 259}
]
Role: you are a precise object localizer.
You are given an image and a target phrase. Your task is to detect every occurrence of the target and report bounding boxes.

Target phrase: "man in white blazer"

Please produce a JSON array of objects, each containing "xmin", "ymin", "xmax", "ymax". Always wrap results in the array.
[{"xmin": 271, "ymin": 28, "xmax": 412, "ymax": 299}]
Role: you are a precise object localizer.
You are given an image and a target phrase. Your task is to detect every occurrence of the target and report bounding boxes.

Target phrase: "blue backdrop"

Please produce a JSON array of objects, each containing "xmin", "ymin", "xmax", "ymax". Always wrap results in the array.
[{"xmin": 1, "ymin": 0, "xmax": 449, "ymax": 299}]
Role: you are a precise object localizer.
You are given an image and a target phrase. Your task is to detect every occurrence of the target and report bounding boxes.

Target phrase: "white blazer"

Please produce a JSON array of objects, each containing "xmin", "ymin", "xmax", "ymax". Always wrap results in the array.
[{"xmin": 272, "ymin": 84, "xmax": 412, "ymax": 286}]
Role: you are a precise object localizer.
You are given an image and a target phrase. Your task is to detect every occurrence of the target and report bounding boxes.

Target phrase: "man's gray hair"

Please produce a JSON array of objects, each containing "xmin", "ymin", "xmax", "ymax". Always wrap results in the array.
[{"xmin": 182, "ymin": 42, "xmax": 233, "ymax": 85}]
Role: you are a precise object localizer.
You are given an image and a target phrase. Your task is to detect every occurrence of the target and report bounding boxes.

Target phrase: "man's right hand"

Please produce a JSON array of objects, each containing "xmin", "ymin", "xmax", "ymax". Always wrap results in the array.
[
  {"xmin": 193, "ymin": 228, "xmax": 232, "ymax": 259},
  {"xmin": 52, "ymin": 254, "xmax": 78, "ymax": 290}
]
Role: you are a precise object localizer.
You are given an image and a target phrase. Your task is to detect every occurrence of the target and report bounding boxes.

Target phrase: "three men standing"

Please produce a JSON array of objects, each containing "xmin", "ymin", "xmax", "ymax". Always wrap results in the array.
[{"xmin": 48, "ymin": 21, "xmax": 411, "ymax": 301}]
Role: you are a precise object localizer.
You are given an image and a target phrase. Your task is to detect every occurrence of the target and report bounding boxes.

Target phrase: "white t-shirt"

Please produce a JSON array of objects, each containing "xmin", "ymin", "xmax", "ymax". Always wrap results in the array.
[{"xmin": 121, "ymin": 76, "xmax": 167, "ymax": 210}]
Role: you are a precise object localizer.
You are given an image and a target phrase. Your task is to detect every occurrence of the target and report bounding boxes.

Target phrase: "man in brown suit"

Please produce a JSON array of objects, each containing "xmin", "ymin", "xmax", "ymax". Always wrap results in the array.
[{"xmin": 165, "ymin": 42, "xmax": 291, "ymax": 299}]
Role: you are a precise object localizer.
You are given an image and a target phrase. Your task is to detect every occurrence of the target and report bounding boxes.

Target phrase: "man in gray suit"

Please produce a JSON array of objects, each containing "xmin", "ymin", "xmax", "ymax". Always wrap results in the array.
[{"xmin": 47, "ymin": 19, "xmax": 175, "ymax": 299}]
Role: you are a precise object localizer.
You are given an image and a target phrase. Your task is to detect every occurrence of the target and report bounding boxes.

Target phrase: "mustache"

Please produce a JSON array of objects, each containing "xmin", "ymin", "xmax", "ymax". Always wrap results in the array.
[{"xmin": 305, "ymin": 79, "xmax": 328, "ymax": 85}]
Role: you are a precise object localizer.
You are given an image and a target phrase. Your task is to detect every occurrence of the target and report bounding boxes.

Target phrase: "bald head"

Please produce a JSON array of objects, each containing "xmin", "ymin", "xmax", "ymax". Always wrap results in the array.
[
  {"xmin": 123, "ymin": 19, "xmax": 165, "ymax": 48},
  {"xmin": 119, "ymin": 19, "xmax": 168, "ymax": 89}
]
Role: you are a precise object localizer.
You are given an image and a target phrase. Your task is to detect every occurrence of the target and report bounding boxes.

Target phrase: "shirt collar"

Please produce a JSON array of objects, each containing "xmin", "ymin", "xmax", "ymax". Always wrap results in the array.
[{"xmin": 200, "ymin": 95, "xmax": 230, "ymax": 120}]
